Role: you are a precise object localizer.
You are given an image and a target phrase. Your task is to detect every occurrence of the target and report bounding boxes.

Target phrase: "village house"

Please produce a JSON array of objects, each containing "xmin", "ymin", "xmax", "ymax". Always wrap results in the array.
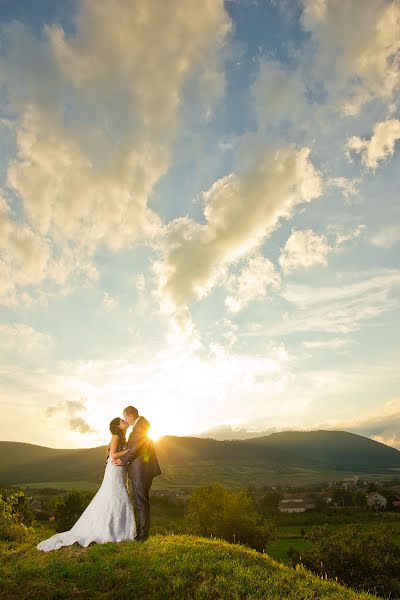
[
  {"xmin": 340, "ymin": 476, "xmax": 359, "ymax": 489},
  {"xmin": 151, "ymin": 489, "xmax": 191, "ymax": 504},
  {"xmin": 391, "ymin": 493, "xmax": 400, "ymax": 509},
  {"xmin": 366, "ymin": 491, "xmax": 387, "ymax": 510},
  {"xmin": 278, "ymin": 495, "xmax": 316, "ymax": 513},
  {"xmin": 28, "ymin": 497, "xmax": 42, "ymax": 512}
]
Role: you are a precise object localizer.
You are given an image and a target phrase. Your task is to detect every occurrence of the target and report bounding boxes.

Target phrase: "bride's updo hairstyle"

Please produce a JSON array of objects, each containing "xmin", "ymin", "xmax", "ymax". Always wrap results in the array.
[{"xmin": 109, "ymin": 417, "xmax": 126, "ymax": 445}]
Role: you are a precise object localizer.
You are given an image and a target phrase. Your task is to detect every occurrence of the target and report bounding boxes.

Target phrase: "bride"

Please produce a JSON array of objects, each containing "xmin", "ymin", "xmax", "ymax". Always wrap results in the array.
[{"xmin": 37, "ymin": 418, "xmax": 136, "ymax": 551}]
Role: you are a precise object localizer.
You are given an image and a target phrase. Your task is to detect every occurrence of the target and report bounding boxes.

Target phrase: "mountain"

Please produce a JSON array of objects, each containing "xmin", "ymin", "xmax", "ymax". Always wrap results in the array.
[
  {"xmin": 1, "ymin": 430, "xmax": 399, "ymax": 489},
  {"xmin": 243, "ymin": 430, "xmax": 400, "ymax": 471}
]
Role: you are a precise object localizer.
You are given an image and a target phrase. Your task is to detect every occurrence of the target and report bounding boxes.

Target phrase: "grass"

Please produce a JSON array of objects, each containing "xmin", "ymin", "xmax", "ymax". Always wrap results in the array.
[
  {"xmin": 267, "ymin": 537, "xmax": 313, "ymax": 565},
  {"xmin": 0, "ymin": 528, "xmax": 382, "ymax": 599}
]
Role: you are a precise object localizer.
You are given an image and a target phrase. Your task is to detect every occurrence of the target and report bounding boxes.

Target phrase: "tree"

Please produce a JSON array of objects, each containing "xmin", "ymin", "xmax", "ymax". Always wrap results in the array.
[
  {"xmin": 312, "ymin": 495, "xmax": 329, "ymax": 513},
  {"xmin": 353, "ymin": 490, "xmax": 367, "ymax": 508},
  {"xmin": 366, "ymin": 482, "xmax": 378, "ymax": 493},
  {"xmin": 259, "ymin": 491, "xmax": 283, "ymax": 514},
  {"xmin": 332, "ymin": 488, "xmax": 353, "ymax": 507},
  {"xmin": 289, "ymin": 525, "xmax": 400, "ymax": 598},
  {"xmin": 0, "ymin": 489, "xmax": 34, "ymax": 541},
  {"xmin": 380, "ymin": 488, "xmax": 398, "ymax": 510},
  {"xmin": 54, "ymin": 489, "xmax": 95, "ymax": 532},
  {"xmin": 0, "ymin": 487, "xmax": 34, "ymax": 526},
  {"xmin": 185, "ymin": 483, "xmax": 276, "ymax": 552}
]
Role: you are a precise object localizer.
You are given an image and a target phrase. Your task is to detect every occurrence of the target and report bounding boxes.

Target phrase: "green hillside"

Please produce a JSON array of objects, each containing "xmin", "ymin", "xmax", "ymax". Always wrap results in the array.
[
  {"xmin": 1, "ymin": 532, "xmax": 380, "ymax": 600},
  {"xmin": 1, "ymin": 430, "xmax": 400, "ymax": 489},
  {"xmin": 244, "ymin": 430, "xmax": 400, "ymax": 471}
]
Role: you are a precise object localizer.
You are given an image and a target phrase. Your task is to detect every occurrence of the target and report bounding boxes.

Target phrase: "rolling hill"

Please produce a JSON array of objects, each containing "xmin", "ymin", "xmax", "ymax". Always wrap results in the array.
[
  {"xmin": 1, "ymin": 532, "xmax": 380, "ymax": 600},
  {"xmin": 1, "ymin": 430, "xmax": 400, "ymax": 489}
]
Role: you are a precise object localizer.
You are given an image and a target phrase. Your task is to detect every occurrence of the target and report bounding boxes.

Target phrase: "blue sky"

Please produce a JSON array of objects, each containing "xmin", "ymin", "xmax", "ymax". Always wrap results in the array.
[{"xmin": 0, "ymin": 0, "xmax": 399, "ymax": 449}]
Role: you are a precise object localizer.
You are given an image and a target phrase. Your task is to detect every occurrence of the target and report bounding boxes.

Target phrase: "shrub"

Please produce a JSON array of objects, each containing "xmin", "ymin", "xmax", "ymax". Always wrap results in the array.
[
  {"xmin": 289, "ymin": 524, "xmax": 400, "ymax": 598},
  {"xmin": 184, "ymin": 483, "xmax": 276, "ymax": 551},
  {"xmin": 0, "ymin": 489, "xmax": 34, "ymax": 541},
  {"xmin": 0, "ymin": 487, "xmax": 35, "ymax": 525},
  {"xmin": 54, "ymin": 489, "xmax": 95, "ymax": 532}
]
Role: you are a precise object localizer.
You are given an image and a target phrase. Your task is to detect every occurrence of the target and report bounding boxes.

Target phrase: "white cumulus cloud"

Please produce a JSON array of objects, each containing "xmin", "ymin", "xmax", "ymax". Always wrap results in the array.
[
  {"xmin": 0, "ymin": 0, "xmax": 231, "ymax": 304},
  {"xmin": 279, "ymin": 229, "xmax": 331, "ymax": 274},
  {"xmin": 346, "ymin": 119, "xmax": 400, "ymax": 169},
  {"xmin": 154, "ymin": 146, "xmax": 322, "ymax": 326},
  {"xmin": 302, "ymin": 0, "xmax": 400, "ymax": 115},
  {"xmin": 225, "ymin": 254, "xmax": 281, "ymax": 313}
]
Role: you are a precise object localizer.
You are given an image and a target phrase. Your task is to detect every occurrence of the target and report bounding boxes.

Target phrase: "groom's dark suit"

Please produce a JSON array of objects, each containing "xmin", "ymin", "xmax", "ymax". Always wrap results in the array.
[{"xmin": 119, "ymin": 416, "xmax": 161, "ymax": 539}]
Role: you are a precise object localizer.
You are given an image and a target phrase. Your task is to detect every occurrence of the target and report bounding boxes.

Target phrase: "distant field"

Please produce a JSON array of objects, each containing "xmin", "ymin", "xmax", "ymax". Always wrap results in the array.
[
  {"xmin": 12, "ymin": 465, "xmax": 400, "ymax": 492},
  {"xmin": 153, "ymin": 463, "xmax": 350, "ymax": 489},
  {"xmin": 151, "ymin": 463, "xmax": 398, "ymax": 490},
  {"xmin": 16, "ymin": 481, "xmax": 101, "ymax": 491}
]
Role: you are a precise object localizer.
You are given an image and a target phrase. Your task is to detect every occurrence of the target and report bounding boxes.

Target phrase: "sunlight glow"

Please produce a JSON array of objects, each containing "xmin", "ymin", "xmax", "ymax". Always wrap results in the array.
[{"xmin": 147, "ymin": 428, "xmax": 161, "ymax": 442}]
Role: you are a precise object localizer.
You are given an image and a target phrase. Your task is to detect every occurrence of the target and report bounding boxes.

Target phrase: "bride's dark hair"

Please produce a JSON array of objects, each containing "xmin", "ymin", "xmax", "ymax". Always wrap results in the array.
[{"xmin": 109, "ymin": 417, "xmax": 126, "ymax": 445}]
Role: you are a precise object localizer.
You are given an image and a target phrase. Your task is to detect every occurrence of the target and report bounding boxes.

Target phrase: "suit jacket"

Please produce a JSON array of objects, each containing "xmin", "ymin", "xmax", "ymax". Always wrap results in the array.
[{"xmin": 119, "ymin": 416, "xmax": 161, "ymax": 480}]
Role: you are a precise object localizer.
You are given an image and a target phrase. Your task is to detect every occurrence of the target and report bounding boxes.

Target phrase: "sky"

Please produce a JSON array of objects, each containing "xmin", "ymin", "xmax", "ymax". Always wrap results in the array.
[{"xmin": 0, "ymin": 0, "xmax": 399, "ymax": 450}]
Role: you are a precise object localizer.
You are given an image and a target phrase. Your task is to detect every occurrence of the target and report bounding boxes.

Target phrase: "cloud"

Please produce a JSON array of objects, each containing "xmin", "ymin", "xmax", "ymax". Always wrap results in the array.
[
  {"xmin": 276, "ymin": 270, "xmax": 400, "ymax": 334},
  {"xmin": 197, "ymin": 423, "xmax": 277, "ymax": 441},
  {"xmin": 225, "ymin": 254, "xmax": 281, "ymax": 313},
  {"xmin": 7, "ymin": 105, "xmax": 167, "ymax": 249},
  {"xmin": 279, "ymin": 229, "xmax": 331, "ymax": 273},
  {"xmin": 334, "ymin": 398, "xmax": 400, "ymax": 450},
  {"xmin": 328, "ymin": 177, "xmax": 361, "ymax": 202},
  {"xmin": 154, "ymin": 146, "xmax": 322, "ymax": 326},
  {"xmin": 302, "ymin": 338, "xmax": 354, "ymax": 350},
  {"xmin": 0, "ymin": 192, "xmax": 99, "ymax": 305},
  {"xmin": 275, "ymin": 223, "xmax": 364, "ymax": 277},
  {"xmin": 301, "ymin": 0, "xmax": 400, "ymax": 115},
  {"xmin": 46, "ymin": 398, "xmax": 95, "ymax": 434},
  {"xmin": 371, "ymin": 225, "xmax": 400, "ymax": 248},
  {"xmin": 327, "ymin": 223, "xmax": 366, "ymax": 246},
  {"xmin": 0, "ymin": 0, "xmax": 231, "ymax": 303},
  {"xmin": 0, "ymin": 323, "xmax": 51, "ymax": 354},
  {"xmin": 0, "ymin": 195, "xmax": 52, "ymax": 305},
  {"xmin": 346, "ymin": 119, "xmax": 400, "ymax": 169},
  {"xmin": 136, "ymin": 274, "xmax": 146, "ymax": 294},
  {"xmin": 102, "ymin": 292, "xmax": 119, "ymax": 311}
]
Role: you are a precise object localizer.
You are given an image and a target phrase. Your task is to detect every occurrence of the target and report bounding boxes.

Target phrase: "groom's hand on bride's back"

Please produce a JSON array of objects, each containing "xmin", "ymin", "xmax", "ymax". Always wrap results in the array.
[{"xmin": 113, "ymin": 458, "xmax": 123, "ymax": 466}]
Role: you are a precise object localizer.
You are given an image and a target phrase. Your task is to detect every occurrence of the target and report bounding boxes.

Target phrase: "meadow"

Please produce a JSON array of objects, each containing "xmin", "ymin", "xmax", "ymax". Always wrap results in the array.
[{"xmin": 0, "ymin": 527, "xmax": 382, "ymax": 600}]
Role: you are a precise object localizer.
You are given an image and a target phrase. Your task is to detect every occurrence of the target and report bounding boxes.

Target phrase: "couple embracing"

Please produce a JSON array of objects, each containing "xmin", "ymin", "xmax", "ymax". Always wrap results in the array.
[{"xmin": 37, "ymin": 406, "xmax": 161, "ymax": 552}]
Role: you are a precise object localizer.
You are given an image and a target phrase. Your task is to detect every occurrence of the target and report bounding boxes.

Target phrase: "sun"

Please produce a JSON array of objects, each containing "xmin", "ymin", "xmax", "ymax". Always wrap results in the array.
[{"xmin": 147, "ymin": 427, "xmax": 161, "ymax": 442}]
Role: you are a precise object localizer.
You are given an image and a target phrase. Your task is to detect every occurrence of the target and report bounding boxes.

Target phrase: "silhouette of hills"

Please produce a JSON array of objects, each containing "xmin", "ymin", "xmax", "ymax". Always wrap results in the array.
[{"xmin": 1, "ymin": 430, "xmax": 399, "ymax": 488}]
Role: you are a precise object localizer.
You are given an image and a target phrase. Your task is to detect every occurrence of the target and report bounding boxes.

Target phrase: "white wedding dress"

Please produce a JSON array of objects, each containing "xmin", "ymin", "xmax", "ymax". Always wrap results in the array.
[{"xmin": 37, "ymin": 456, "xmax": 136, "ymax": 552}]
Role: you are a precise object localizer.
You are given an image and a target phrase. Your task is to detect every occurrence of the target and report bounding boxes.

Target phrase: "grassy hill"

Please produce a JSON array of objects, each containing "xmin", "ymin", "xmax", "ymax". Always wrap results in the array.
[
  {"xmin": 1, "ymin": 430, "xmax": 400, "ymax": 490},
  {"xmin": 1, "ymin": 531, "xmax": 380, "ymax": 599}
]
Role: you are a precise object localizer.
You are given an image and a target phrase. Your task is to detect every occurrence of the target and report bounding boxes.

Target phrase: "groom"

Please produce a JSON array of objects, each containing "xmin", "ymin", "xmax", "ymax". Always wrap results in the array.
[{"xmin": 113, "ymin": 405, "xmax": 161, "ymax": 541}]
